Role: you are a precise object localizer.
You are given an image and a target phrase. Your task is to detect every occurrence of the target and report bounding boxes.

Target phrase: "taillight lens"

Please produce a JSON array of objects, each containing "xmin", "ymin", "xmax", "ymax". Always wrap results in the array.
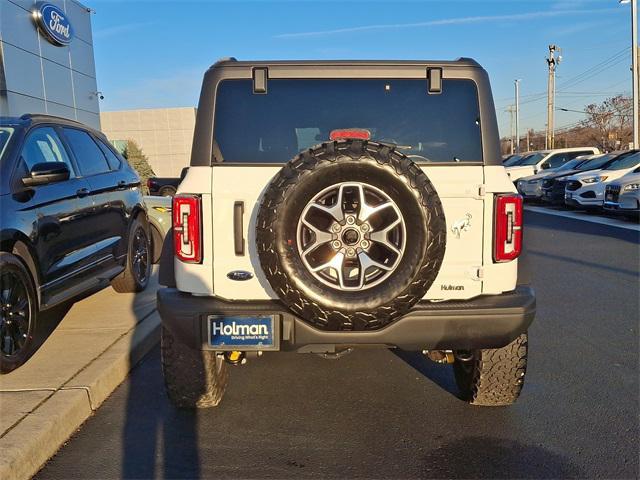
[
  {"xmin": 147, "ymin": 178, "xmax": 156, "ymax": 189},
  {"xmin": 173, "ymin": 195, "xmax": 201, "ymax": 263},
  {"xmin": 494, "ymin": 194, "xmax": 523, "ymax": 262}
]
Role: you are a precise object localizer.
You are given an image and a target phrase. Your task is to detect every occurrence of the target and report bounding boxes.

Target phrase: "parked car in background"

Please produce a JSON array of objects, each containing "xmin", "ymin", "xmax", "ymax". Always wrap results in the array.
[
  {"xmin": 506, "ymin": 147, "xmax": 600, "ymax": 183},
  {"xmin": 603, "ymin": 166, "xmax": 640, "ymax": 219},
  {"xmin": 565, "ymin": 150, "xmax": 640, "ymax": 210},
  {"xmin": 144, "ymin": 195, "xmax": 172, "ymax": 263},
  {"xmin": 503, "ymin": 152, "xmax": 535, "ymax": 167},
  {"xmin": 541, "ymin": 153, "xmax": 621, "ymax": 205},
  {"xmin": 147, "ymin": 167, "xmax": 188, "ymax": 196},
  {"xmin": 516, "ymin": 156, "xmax": 595, "ymax": 200},
  {"xmin": 0, "ymin": 114, "xmax": 151, "ymax": 373}
]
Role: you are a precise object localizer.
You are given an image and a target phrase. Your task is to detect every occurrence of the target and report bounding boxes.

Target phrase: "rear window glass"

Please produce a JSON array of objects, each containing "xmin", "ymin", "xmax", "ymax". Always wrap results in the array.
[
  {"xmin": 213, "ymin": 79, "xmax": 483, "ymax": 164},
  {"xmin": 604, "ymin": 151, "xmax": 640, "ymax": 170}
]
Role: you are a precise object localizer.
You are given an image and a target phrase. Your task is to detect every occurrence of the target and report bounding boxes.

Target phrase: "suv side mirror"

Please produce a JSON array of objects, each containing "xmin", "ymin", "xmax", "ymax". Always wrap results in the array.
[
  {"xmin": 23, "ymin": 162, "xmax": 70, "ymax": 186},
  {"xmin": 540, "ymin": 161, "xmax": 551, "ymax": 170}
]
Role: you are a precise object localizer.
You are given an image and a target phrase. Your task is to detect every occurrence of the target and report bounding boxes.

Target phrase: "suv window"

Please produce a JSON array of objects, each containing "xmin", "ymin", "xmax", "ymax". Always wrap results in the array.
[
  {"xmin": 578, "ymin": 154, "xmax": 615, "ymax": 170},
  {"xmin": 603, "ymin": 151, "xmax": 640, "ymax": 171},
  {"xmin": 63, "ymin": 128, "xmax": 111, "ymax": 176},
  {"xmin": 519, "ymin": 152, "xmax": 546, "ymax": 166},
  {"xmin": 96, "ymin": 139, "xmax": 122, "ymax": 170},
  {"xmin": 213, "ymin": 79, "xmax": 483, "ymax": 164},
  {"xmin": 21, "ymin": 127, "xmax": 75, "ymax": 176}
]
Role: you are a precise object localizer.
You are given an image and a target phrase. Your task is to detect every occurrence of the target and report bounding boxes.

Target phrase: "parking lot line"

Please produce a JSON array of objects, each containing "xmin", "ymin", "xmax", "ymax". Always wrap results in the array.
[{"xmin": 524, "ymin": 206, "xmax": 640, "ymax": 232}]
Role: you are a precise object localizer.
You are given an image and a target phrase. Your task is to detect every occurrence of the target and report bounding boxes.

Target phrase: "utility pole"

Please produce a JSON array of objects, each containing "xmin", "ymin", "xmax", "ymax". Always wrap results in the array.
[
  {"xmin": 546, "ymin": 45, "xmax": 561, "ymax": 149},
  {"xmin": 631, "ymin": 0, "xmax": 638, "ymax": 148},
  {"xmin": 506, "ymin": 105, "xmax": 516, "ymax": 154},
  {"xmin": 526, "ymin": 129, "xmax": 531, "ymax": 152},
  {"xmin": 515, "ymin": 79, "xmax": 521, "ymax": 153}
]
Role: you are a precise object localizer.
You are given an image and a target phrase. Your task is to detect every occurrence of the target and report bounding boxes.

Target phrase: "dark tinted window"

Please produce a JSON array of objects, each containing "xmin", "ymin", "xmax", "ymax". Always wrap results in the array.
[
  {"xmin": 578, "ymin": 154, "xmax": 615, "ymax": 170},
  {"xmin": 604, "ymin": 151, "xmax": 640, "ymax": 171},
  {"xmin": 96, "ymin": 139, "xmax": 122, "ymax": 170},
  {"xmin": 214, "ymin": 79, "xmax": 483, "ymax": 163},
  {"xmin": 519, "ymin": 153, "xmax": 546, "ymax": 165},
  {"xmin": 21, "ymin": 127, "xmax": 75, "ymax": 176},
  {"xmin": 503, "ymin": 154, "xmax": 524, "ymax": 166},
  {"xmin": 63, "ymin": 128, "xmax": 110, "ymax": 176}
]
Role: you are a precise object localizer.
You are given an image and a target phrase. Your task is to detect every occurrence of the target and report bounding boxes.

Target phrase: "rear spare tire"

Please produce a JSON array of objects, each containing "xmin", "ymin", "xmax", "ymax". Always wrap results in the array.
[{"xmin": 257, "ymin": 140, "xmax": 446, "ymax": 331}]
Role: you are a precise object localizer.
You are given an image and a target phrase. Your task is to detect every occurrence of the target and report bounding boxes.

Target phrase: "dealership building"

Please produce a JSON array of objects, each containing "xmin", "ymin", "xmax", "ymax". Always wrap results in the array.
[{"xmin": 0, "ymin": 0, "xmax": 100, "ymax": 128}]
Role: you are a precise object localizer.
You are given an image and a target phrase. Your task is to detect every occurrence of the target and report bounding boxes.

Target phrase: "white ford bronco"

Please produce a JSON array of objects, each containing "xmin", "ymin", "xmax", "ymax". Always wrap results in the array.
[{"xmin": 157, "ymin": 58, "xmax": 535, "ymax": 408}]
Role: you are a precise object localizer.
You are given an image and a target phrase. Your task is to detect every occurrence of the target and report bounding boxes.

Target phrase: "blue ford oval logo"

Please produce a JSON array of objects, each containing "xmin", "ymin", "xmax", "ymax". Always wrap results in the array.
[
  {"xmin": 227, "ymin": 270, "xmax": 254, "ymax": 281},
  {"xmin": 33, "ymin": 2, "xmax": 73, "ymax": 46}
]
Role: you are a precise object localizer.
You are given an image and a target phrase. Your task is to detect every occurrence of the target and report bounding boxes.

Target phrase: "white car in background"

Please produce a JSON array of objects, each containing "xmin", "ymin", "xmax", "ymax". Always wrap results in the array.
[
  {"xmin": 603, "ymin": 166, "xmax": 640, "ymax": 218},
  {"xmin": 516, "ymin": 155, "xmax": 598, "ymax": 200},
  {"xmin": 564, "ymin": 150, "xmax": 640, "ymax": 209},
  {"xmin": 506, "ymin": 147, "xmax": 600, "ymax": 183}
]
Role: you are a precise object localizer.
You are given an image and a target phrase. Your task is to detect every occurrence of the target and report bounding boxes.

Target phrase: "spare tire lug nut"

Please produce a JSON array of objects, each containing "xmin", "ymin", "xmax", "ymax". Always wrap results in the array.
[
  {"xmin": 332, "ymin": 240, "xmax": 341, "ymax": 249},
  {"xmin": 346, "ymin": 215, "xmax": 355, "ymax": 225}
]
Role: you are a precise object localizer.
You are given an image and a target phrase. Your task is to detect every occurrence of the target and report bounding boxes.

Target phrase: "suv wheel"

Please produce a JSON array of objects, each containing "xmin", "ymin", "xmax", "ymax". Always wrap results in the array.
[
  {"xmin": 257, "ymin": 140, "xmax": 446, "ymax": 331},
  {"xmin": 111, "ymin": 216, "xmax": 151, "ymax": 293},
  {"xmin": 161, "ymin": 326, "xmax": 228, "ymax": 408},
  {"xmin": 453, "ymin": 333, "xmax": 528, "ymax": 406},
  {"xmin": 159, "ymin": 186, "xmax": 176, "ymax": 197},
  {"xmin": 0, "ymin": 253, "xmax": 38, "ymax": 373}
]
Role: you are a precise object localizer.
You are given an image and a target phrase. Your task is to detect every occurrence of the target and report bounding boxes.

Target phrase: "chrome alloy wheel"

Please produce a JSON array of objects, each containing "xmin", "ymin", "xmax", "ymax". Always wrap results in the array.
[{"xmin": 296, "ymin": 182, "xmax": 406, "ymax": 291}]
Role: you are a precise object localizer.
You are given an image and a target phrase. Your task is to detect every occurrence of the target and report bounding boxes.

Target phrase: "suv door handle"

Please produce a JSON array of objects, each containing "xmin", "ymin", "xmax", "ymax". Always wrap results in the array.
[
  {"xmin": 76, "ymin": 188, "xmax": 90, "ymax": 198},
  {"xmin": 234, "ymin": 201, "xmax": 245, "ymax": 256}
]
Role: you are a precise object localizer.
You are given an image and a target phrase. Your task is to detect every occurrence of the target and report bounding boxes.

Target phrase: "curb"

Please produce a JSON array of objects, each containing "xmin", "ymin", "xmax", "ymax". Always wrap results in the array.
[{"xmin": 0, "ymin": 312, "xmax": 160, "ymax": 480}]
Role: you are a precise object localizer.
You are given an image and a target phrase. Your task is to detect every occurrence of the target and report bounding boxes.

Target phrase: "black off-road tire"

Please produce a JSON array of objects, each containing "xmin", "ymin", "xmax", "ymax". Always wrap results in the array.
[
  {"xmin": 257, "ymin": 140, "xmax": 446, "ymax": 331},
  {"xmin": 111, "ymin": 215, "xmax": 151, "ymax": 293},
  {"xmin": 161, "ymin": 326, "xmax": 228, "ymax": 408},
  {"xmin": 0, "ymin": 253, "xmax": 39, "ymax": 374},
  {"xmin": 453, "ymin": 333, "xmax": 528, "ymax": 406}
]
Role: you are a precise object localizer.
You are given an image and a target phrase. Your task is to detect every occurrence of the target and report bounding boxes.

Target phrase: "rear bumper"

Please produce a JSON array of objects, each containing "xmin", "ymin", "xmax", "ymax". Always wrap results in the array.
[{"xmin": 157, "ymin": 286, "xmax": 536, "ymax": 352}]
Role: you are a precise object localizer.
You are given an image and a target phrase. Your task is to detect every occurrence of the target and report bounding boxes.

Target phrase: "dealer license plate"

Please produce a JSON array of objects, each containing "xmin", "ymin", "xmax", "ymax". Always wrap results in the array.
[{"xmin": 208, "ymin": 315, "xmax": 274, "ymax": 348}]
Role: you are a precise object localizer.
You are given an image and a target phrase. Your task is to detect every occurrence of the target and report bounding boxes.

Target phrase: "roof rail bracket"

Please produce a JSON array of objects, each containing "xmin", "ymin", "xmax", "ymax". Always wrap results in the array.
[
  {"xmin": 427, "ymin": 67, "xmax": 443, "ymax": 94},
  {"xmin": 253, "ymin": 67, "xmax": 268, "ymax": 94}
]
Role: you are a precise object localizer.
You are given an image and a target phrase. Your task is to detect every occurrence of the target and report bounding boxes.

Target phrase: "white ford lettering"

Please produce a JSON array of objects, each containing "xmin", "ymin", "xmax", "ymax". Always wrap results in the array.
[{"xmin": 212, "ymin": 321, "xmax": 268, "ymax": 336}]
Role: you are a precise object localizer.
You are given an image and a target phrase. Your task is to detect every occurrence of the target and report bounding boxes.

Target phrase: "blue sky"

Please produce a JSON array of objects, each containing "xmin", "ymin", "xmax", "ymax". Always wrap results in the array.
[{"xmin": 88, "ymin": 0, "xmax": 634, "ymax": 137}]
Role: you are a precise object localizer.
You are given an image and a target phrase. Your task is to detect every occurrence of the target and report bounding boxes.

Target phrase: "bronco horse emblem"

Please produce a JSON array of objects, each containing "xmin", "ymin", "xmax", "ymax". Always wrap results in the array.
[{"xmin": 451, "ymin": 213, "xmax": 472, "ymax": 238}]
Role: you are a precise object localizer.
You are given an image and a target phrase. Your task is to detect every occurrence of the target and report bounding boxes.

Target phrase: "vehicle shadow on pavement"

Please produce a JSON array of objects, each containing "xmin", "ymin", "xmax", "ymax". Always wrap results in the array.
[
  {"xmin": 420, "ymin": 436, "xmax": 580, "ymax": 479},
  {"xmin": 121, "ymin": 361, "xmax": 201, "ymax": 480},
  {"xmin": 392, "ymin": 349, "xmax": 462, "ymax": 400},
  {"xmin": 525, "ymin": 210, "xmax": 640, "ymax": 244}
]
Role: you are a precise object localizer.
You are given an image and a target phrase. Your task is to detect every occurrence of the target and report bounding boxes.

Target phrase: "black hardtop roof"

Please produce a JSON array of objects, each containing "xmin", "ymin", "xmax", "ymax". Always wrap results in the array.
[
  {"xmin": 1, "ymin": 114, "xmax": 106, "ymax": 138},
  {"xmin": 208, "ymin": 57, "xmax": 482, "ymax": 70}
]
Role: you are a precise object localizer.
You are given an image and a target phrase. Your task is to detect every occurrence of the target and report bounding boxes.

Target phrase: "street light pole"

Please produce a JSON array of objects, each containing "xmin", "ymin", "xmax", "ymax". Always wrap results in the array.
[
  {"xmin": 621, "ymin": 0, "xmax": 639, "ymax": 148},
  {"xmin": 632, "ymin": 0, "xmax": 639, "ymax": 149},
  {"xmin": 515, "ymin": 79, "xmax": 521, "ymax": 154}
]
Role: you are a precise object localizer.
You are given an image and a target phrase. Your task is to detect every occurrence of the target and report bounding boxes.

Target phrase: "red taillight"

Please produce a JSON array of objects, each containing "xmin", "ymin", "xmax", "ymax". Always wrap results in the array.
[
  {"xmin": 494, "ymin": 194, "xmax": 523, "ymax": 263},
  {"xmin": 329, "ymin": 129, "xmax": 371, "ymax": 141},
  {"xmin": 173, "ymin": 195, "xmax": 201, "ymax": 263},
  {"xmin": 147, "ymin": 178, "xmax": 157, "ymax": 189}
]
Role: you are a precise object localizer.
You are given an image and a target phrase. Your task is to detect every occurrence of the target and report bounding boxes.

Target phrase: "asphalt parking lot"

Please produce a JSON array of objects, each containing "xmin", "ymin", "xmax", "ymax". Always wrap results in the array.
[{"xmin": 37, "ymin": 210, "xmax": 639, "ymax": 479}]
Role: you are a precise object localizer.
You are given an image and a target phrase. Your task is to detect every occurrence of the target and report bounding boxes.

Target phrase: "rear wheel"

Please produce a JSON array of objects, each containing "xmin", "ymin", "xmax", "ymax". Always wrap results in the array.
[
  {"xmin": 453, "ymin": 333, "xmax": 528, "ymax": 406},
  {"xmin": 161, "ymin": 326, "xmax": 228, "ymax": 408},
  {"xmin": 0, "ymin": 253, "xmax": 38, "ymax": 374},
  {"xmin": 111, "ymin": 216, "xmax": 151, "ymax": 293},
  {"xmin": 159, "ymin": 186, "xmax": 176, "ymax": 197}
]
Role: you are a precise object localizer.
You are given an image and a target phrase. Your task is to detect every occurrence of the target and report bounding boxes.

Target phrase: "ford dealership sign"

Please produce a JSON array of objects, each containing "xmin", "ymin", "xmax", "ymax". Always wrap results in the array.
[{"xmin": 33, "ymin": 2, "xmax": 73, "ymax": 46}]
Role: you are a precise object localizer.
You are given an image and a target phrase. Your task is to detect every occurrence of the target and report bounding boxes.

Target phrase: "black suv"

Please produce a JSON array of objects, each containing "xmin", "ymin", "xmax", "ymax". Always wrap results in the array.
[{"xmin": 0, "ymin": 114, "xmax": 151, "ymax": 373}]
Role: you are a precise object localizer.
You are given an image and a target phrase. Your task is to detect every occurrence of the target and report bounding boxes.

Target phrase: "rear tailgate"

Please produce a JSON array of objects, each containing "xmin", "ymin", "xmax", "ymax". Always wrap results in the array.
[{"xmin": 211, "ymin": 164, "xmax": 485, "ymax": 301}]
